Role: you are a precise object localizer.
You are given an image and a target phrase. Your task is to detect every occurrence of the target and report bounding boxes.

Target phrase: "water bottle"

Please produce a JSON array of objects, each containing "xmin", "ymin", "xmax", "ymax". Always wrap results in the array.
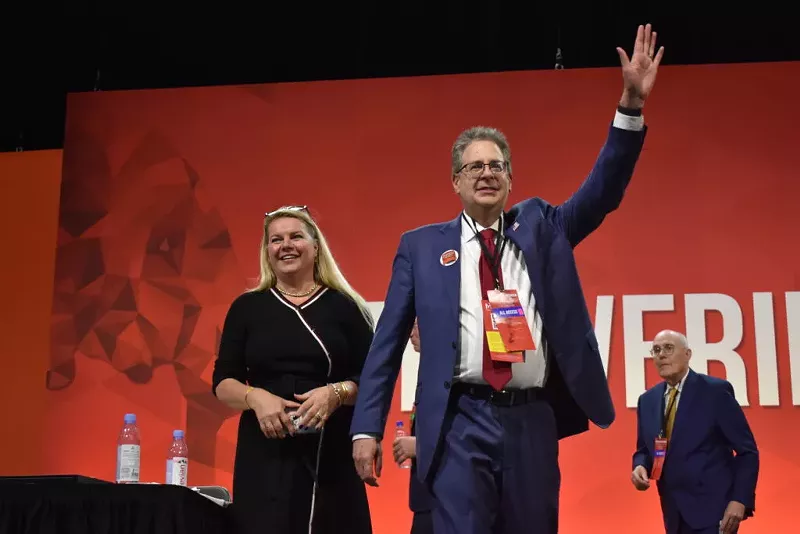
[
  {"xmin": 115, "ymin": 413, "xmax": 141, "ymax": 483},
  {"xmin": 395, "ymin": 421, "xmax": 411, "ymax": 469},
  {"xmin": 166, "ymin": 429, "xmax": 189, "ymax": 486}
]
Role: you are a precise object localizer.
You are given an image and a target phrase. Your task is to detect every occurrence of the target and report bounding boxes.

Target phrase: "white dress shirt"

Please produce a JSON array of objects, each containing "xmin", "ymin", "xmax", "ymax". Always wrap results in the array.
[{"xmin": 456, "ymin": 214, "xmax": 546, "ymax": 388}]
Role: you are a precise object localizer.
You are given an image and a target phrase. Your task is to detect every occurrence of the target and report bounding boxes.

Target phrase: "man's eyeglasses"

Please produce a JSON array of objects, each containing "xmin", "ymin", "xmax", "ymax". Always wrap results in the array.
[
  {"xmin": 265, "ymin": 205, "xmax": 309, "ymax": 217},
  {"xmin": 458, "ymin": 160, "xmax": 509, "ymax": 179},
  {"xmin": 650, "ymin": 344, "xmax": 676, "ymax": 357}
]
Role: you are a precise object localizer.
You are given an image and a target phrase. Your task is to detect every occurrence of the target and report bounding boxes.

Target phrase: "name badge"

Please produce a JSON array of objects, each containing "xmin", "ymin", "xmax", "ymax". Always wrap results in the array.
[
  {"xmin": 485, "ymin": 289, "xmax": 537, "ymax": 354},
  {"xmin": 650, "ymin": 437, "xmax": 668, "ymax": 480},
  {"xmin": 481, "ymin": 289, "xmax": 535, "ymax": 363}
]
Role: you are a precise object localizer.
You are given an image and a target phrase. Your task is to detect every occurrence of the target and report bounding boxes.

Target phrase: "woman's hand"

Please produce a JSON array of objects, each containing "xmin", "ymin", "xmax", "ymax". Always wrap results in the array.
[
  {"xmin": 248, "ymin": 388, "xmax": 300, "ymax": 439},
  {"xmin": 294, "ymin": 385, "xmax": 341, "ymax": 430}
]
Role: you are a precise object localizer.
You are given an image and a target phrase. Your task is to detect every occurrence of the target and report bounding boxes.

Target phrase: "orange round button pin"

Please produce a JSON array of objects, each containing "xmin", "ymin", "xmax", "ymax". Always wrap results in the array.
[{"xmin": 440, "ymin": 249, "xmax": 458, "ymax": 266}]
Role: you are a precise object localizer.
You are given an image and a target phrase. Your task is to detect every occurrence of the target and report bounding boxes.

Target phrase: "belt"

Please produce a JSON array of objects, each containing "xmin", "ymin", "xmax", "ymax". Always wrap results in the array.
[{"xmin": 452, "ymin": 382, "xmax": 544, "ymax": 407}]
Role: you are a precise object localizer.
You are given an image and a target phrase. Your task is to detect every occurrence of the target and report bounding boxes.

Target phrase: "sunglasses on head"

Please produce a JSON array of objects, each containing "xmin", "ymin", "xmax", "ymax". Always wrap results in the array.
[{"xmin": 265, "ymin": 205, "xmax": 309, "ymax": 217}]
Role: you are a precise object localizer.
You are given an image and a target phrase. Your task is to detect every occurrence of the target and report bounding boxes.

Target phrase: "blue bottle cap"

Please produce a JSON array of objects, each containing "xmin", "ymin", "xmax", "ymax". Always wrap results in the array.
[
  {"xmin": 173, "ymin": 430, "xmax": 184, "ymax": 439},
  {"xmin": 124, "ymin": 413, "xmax": 136, "ymax": 424}
]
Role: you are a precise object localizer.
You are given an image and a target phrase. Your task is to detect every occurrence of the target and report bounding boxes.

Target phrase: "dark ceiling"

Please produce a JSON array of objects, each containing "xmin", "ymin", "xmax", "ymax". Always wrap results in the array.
[{"xmin": 2, "ymin": 5, "xmax": 797, "ymax": 153}]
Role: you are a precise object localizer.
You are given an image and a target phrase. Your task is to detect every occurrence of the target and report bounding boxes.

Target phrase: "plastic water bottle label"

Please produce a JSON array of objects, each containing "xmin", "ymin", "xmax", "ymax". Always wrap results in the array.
[
  {"xmin": 166, "ymin": 457, "xmax": 188, "ymax": 486},
  {"xmin": 116, "ymin": 444, "xmax": 140, "ymax": 483}
]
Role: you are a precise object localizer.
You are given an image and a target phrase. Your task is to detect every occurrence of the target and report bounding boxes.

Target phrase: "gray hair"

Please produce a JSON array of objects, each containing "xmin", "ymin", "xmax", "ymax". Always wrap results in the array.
[
  {"xmin": 654, "ymin": 330, "xmax": 690, "ymax": 349},
  {"xmin": 673, "ymin": 331, "xmax": 690, "ymax": 349},
  {"xmin": 451, "ymin": 126, "xmax": 512, "ymax": 175}
]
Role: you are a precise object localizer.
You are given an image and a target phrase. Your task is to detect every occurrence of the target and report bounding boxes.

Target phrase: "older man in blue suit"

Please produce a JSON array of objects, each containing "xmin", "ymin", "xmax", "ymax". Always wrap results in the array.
[
  {"xmin": 632, "ymin": 330, "xmax": 759, "ymax": 533},
  {"xmin": 352, "ymin": 24, "xmax": 664, "ymax": 534}
]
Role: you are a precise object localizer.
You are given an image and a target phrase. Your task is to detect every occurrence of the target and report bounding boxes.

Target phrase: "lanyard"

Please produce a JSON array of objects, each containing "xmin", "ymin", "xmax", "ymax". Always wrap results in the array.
[{"xmin": 463, "ymin": 213, "xmax": 507, "ymax": 291}]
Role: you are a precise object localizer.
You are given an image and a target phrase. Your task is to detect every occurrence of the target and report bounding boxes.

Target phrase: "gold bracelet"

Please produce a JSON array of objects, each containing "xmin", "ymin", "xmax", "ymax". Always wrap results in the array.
[
  {"xmin": 329, "ymin": 383, "xmax": 343, "ymax": 406},
  {"xmin": 244, "ymin": 386, "xmax": 254, "ymax": 409},
  {"xmin": 340, "ymin": 381, "xmax": 352, "ymax": 402}
]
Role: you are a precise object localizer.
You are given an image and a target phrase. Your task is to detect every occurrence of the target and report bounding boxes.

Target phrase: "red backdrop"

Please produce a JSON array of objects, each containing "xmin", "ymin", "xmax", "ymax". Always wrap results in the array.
[
  {"xmin": 0, "ymin": 150, "xmax": 62, "ymax": 476},
  {"xmin": 42, "ymin": 62, "xmax": 800, "ymax": 532}
]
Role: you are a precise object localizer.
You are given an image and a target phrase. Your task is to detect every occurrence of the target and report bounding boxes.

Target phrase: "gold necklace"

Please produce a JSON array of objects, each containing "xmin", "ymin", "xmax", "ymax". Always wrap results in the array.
[{"xmin": 276, "ymin": 283, "xmax": 318, "ymax": 298}]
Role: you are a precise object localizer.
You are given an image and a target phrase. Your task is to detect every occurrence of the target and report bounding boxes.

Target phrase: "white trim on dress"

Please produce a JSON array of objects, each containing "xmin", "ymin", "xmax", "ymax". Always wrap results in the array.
[
  {"xmin": 270, "ymin": 287, "xmax": 332, "ymax": 376},
  {"xmin": 268, "ymin": 287, "xmax": 332, "ymax": 534}
]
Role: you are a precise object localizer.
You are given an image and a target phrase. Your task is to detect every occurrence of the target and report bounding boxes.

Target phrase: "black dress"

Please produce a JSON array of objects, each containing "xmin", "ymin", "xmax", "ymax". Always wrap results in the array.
[{"xmin": 212, "ymin": 287, "xmax": 374, "ymax": 534}]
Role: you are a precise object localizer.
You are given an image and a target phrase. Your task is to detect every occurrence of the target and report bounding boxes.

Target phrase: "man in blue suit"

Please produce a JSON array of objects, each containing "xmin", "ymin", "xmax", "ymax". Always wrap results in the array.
[
  {"xmin": 352, "ymin": 24, "xmax": 664, "ymax": 534},
  {"xmin": 631, "ymin": 330, "xmax": 759, "ymax": 533}
]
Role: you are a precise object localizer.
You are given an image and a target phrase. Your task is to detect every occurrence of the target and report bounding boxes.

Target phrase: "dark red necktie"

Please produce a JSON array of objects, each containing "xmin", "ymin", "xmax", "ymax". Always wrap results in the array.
[{"xmin": 479, "ymin": 228, "xmax": 513, "ymax": 390}]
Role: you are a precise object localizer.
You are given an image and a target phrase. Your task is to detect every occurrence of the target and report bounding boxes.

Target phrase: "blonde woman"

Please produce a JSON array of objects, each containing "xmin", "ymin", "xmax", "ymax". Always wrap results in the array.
[{"xmin": 213, "ymin": 206, "xmax": 374, "ymax": 534}]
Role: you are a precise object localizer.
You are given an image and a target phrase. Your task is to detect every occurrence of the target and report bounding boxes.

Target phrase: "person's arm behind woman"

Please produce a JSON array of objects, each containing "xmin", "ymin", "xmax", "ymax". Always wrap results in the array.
[{"xmin": 339, "ymin": 300, "xmax": 376, "ymax": 405}]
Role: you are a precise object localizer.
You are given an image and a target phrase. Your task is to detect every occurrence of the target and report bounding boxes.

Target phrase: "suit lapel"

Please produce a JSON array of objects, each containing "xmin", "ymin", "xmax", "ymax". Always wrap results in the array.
[
  {"xmin": 438, "ymin": 216, "xmax": 462, "ymax": 323},
  {"xmin": 503, "ymin": 207, "xmax": 530, "ymax": 255},
  {"xmin": 652, "ymin": 382, "xmax": 666, "ymax": 442},
  {"xmin": 504, "ymin": 210, "xmax": 548, "ymax": 320},
  {"xmin": 668, "ymin": 369, "xmax": 699, "ymax": 452},
  {"xmin": 503, "ymin": 214, "xmax": 527, "ymax": 253}
]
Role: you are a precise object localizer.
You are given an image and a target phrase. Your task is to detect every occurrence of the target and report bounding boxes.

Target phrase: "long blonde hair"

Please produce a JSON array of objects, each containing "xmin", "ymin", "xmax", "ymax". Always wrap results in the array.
[{"xmin": 249, "ymin": 207, "xmax": 375, "ymax": 330}]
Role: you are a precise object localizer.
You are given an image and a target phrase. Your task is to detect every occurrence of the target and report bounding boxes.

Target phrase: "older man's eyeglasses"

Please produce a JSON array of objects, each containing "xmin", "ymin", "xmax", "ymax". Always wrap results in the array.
[
  {"xmin": 650, "ymin": 344, "xmax": 676, "ymax": 357},
  {"xmin": 458, "ymin": 160, "xmax": 508, "ymax": 178},
  {"xmin": 266, "ymin": 205, "xmax": 309, "ymax": 217}
]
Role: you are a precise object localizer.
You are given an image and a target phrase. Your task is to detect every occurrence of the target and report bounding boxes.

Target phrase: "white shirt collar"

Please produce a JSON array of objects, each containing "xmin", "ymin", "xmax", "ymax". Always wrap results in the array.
[
  {"xmin": 460, "ymin": 211, "xmax": 503, "ymax": 244},
  {"xmin": 665, "ymin": 368, "xmax": 690, "ymax": 395}
]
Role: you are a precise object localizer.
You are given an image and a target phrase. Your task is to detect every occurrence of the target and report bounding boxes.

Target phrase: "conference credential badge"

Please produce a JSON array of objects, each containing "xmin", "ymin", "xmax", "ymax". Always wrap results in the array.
[
  {"xmin": 483, "ymin": 289, "xmax": 536, "ymax": 361},
  {"xmin": 650, "ymin": 437, "xmax": 668, "ymax": 480}
]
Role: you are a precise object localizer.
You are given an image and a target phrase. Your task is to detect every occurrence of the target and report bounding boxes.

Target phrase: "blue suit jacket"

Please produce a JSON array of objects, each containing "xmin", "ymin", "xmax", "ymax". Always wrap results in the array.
[
  {"xmin": 633, "ymin": 369, "xmax": 759, "ymax": 530},
  {"xmin": 352, "ymin": 124, "xmax": 647, "ymax": 482},
  {"xmin": 408, "ymin": 415, "xmax": 433, "ymax": 513}
]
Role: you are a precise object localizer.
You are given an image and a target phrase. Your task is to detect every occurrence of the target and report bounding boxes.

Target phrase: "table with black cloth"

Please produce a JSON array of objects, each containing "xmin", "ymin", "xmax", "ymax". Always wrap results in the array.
[{"xmin": 0, "ymin": 476, "xmax": 232, "ymax": 534}]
